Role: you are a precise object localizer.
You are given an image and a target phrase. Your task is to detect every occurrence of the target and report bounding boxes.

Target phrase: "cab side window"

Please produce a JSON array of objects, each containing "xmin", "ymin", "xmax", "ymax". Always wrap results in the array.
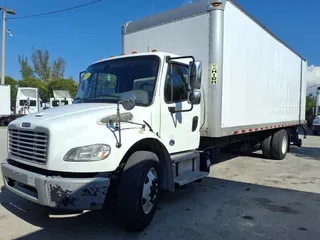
[{"xmin": 164, "ymin": 64, "xmax": 189, "ymax": 103}]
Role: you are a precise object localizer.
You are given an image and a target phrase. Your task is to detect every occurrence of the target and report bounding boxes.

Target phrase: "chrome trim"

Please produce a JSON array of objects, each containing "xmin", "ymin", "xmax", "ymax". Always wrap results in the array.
[{"xmin": 8, "ymin": 128, "xmax": 49, "ymax": 164}]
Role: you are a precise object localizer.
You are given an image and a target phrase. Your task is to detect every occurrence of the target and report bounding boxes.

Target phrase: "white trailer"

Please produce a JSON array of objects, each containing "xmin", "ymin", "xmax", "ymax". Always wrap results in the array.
[
  {"xmin": 0, "ymin": 85, "xmax": 11, "ymax": 116},
  {"xmin": 1, "ymin": 0, "xmax": 307, "ymax": 232},
  {"xmin": 0, "ymin": 85, "xmax": 12, "ymax": 125}
]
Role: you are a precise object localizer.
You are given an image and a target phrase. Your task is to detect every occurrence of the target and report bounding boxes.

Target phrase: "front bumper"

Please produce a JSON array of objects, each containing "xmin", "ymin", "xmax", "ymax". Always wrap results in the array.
[{"xmin": 1, "ymin": 159, "xmax": 110, "ymax": 210}]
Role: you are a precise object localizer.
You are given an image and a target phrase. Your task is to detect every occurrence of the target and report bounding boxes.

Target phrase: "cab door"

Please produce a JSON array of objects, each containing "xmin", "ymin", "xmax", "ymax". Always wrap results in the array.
[{"xmin": 159, "ymin": 61, "xmax": 201, "ymax": 154}]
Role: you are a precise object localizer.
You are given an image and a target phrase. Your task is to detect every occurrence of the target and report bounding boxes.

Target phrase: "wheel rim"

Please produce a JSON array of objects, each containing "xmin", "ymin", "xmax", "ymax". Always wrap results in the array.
[
  {"xmin": 142, "ymin": 167, "xmax": 158, "ymax": 214},
  {"xmin": 281, "ymin": 135, "xmax": 288, "ymax": 155}
]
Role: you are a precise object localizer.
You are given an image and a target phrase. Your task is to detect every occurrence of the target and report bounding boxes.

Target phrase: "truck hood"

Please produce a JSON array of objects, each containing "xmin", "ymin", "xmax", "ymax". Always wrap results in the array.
[
  {"xmin": 10, "ymin": 103, "xmax": 135, "ymax": 130},
  {"xmin": 7, "ymin": 102, "xmax": 156, "ymax": 173}
]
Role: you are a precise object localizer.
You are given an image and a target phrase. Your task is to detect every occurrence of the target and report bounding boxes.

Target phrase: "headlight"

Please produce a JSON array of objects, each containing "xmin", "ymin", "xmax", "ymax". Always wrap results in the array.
[{"xmin": 63, "ymin": 144, "xmax": 111, "ymax": 162}]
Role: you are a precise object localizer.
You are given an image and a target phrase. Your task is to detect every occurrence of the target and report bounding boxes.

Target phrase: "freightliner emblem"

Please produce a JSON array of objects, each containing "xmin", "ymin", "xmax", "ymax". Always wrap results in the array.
[{"xmin": 21, "ymin": 122, "xmax": 31, "ymax": 128}]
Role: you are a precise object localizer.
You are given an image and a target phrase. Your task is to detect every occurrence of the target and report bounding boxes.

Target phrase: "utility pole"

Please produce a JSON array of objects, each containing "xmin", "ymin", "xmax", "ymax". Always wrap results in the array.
[{"xmin": 0, "ymin": 6, "xmax": 15, "ymax": 85}]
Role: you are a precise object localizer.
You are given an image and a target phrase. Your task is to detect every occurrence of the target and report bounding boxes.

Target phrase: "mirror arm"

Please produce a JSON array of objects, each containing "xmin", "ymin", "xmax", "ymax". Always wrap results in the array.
[
  {"xmin": 79, "ymin": 71, "xmax": 86, "ymax": 84},
  {"xmin": 166, "ymin": 55, "xmax": 195, "ymax": 64},
  {"xmin": 143, "ymin": 120, "xmax": 154, "ymax": 132},
  {"xmin": 116, "ymin": 101, "xmax": 122, "ymax": 148},
  {"xmin": 168, "ymin": 102, "xmax": 194, "ymax": 114}
]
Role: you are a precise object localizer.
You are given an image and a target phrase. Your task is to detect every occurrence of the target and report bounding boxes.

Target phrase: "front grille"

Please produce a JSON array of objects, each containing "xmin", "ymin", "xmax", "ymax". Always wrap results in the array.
[{"xmin": 8, "ymin": 129, "xmax": 48, "ymax": 164}]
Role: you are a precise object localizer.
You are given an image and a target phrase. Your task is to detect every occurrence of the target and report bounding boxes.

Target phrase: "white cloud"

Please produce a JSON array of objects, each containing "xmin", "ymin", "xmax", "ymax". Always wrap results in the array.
[{"xmin": 182, "ymin": 0, "xmax": 193, "ymax": 5}]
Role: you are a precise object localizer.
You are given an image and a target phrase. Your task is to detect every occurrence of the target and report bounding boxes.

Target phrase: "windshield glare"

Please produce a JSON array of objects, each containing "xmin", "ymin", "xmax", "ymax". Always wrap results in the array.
[{"xmin": 74, "ymin": 55, "xmax": 160, "ymax": 106}]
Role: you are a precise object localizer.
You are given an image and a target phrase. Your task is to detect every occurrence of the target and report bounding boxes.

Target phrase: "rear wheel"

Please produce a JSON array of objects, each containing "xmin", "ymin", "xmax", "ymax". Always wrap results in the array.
[
  {"xmin": 271, "ymin": 129, "xmax": 288, "ymax": 160},
  {"xmin": 313, "ymin": 130, "xmax": 318, "ymax": 136},
  {"xmin": 261, "ymin": 135, "xmax": 273, "ymax": 159},
  {"xmin": 117, "ymin": 151, "xmax": 160, "ymax": 232}
]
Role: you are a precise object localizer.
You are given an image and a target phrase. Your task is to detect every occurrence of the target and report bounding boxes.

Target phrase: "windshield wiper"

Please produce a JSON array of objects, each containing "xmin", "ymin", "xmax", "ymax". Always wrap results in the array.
[
  {"xmin": 73, "ymin": 97, "xmax": 97, "ymax": 103},
  {"xmin": 95, "ymin": 94, "xmax": 121, "ymax": 99},
  {"xmin": 73, "ymin": 97, "xmax": 85, "ymax": 102}
]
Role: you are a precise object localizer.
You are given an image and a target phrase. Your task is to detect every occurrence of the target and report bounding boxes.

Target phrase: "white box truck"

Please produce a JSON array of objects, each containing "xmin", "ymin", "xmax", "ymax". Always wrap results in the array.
[
  {"xmin": 0, "ymin": 85, "xmax": 11, "ymax": 116},
  {"xmin": 1, "ymin": 0, "xmax": 307, "ymax": 231},
  {"xmin": 0, "ymin": 85, "xmax": 12, "ymax": 125}
]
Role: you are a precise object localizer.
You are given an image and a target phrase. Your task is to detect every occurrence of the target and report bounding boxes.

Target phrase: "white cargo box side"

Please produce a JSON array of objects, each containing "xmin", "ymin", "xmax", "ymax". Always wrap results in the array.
[
  {"xmin": 122, "ymin": 0, "xmax": 307, "ymax": 138},
  {"xmin": 0, "ymin": 85, "xmax": 11, "ymax": 116},
  {"xmin": 220, "ymin": 1, "xmax": 306, "ymax": 136}
]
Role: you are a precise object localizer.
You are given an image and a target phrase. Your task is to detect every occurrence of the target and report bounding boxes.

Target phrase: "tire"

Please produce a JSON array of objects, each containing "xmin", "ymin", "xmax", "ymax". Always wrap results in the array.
[
  {"xmin": 261, "ymin": 135, "xmax": 273, "ymax": 159},
  {"xmin": 117, "ymin": 151, "xmax": 160, "ymax": 232},
  {"xmin": 271, "ymin": 129, "xmax": 288, "ymax": 160},
  {"xmin": 313, "ymin": 130, "xmax": 318, "ymax": 136},
  {"xmin": 286, "ymin": 129, "xmax": 291, "ymax": 152}
]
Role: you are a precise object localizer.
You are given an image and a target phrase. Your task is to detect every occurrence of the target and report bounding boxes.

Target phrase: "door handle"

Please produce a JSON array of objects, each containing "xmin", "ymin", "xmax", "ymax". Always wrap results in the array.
[{"xmin": 192, "ymin": 116, "xmax": 198, "ymax": 131}]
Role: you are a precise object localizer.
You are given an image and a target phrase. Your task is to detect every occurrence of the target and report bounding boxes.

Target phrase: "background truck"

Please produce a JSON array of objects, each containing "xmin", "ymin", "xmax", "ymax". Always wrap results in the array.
[
  {"xmin": 0, "ymin": 85, "xmax": 14, "ymax": 126},
  {"xmin": 312, "ymin": 86, "xmax": 320, "ymax": 135},
  {"xmin": 0, "ymin": 85, "xmax": 43, "ymax": 126},
  {"xmin": 1, "ymin": 0, "xmax": 307, "ymax": 232},
  {"xmin": 49, "ymin": 90, "xmax": 73, "ymax": 108},
  {"xmin": 15, "ymin": 87, "xmax": 43, "ymax": 115}
]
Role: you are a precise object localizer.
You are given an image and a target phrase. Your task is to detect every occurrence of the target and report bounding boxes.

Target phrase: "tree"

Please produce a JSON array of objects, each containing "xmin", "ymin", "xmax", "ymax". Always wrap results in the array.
[
  {"xmin": 5, "ymin": 76, "xmax": 17, "ymax": 108},
  {"xmin": 18, "ymin": 55, "xmax": 34, "ymax": 80},
  {"xmin": 30, "ymin": 48, "xmax": 67, "ymax": 82},
  {"xmin": 47, "ymin": 78, "xmax": 79, "ymax": 98},
  {"xmin": 51, "ymin": 57, "xmax": 66, "ymax": 79},
  {"xmin": 306, "ymin": 94, "xmax": 316, "ymax": 127},
  {"xmin": 31, "ymin": 48, "xmax": 51, "ymax": 82}
]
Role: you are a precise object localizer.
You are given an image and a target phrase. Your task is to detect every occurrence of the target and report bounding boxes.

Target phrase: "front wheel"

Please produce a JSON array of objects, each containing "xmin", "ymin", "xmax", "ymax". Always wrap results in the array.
[{"xmin": 117, "ymin": 151, "xmax": 160, "ymax": 232}]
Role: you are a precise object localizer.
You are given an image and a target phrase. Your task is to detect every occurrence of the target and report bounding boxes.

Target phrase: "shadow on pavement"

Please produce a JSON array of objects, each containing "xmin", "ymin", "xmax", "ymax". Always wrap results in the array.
[
  {"xmin": 1, "ymin": 176, "xmax": 320, "ymax": 240},
  {"xmin": 290, "ymin": 146, "xmax": 320, "ymax": 161}
]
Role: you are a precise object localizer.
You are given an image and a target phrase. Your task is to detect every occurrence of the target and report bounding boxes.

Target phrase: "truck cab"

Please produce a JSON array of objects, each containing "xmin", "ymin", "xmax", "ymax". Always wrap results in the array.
[
  {"xmin": 49, "ymin": 90, "xmax": 73, "ymax": 108},
  {"xmin": 1, "ymin": 52, "xmax": 204, "ymax": 231},
  {"xmin": 15, "ymin": 87, "xmax": 42, "ymax": 115},
  {"xmin": 75, "ymin": 52, "xmax": 202, "ymax": 152}
]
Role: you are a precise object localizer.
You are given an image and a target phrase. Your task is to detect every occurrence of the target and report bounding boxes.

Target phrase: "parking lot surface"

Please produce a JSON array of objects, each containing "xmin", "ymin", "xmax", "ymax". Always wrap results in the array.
[{"xmin": 0, "ymin": 127, "xmax": 319, "ymax": 240}]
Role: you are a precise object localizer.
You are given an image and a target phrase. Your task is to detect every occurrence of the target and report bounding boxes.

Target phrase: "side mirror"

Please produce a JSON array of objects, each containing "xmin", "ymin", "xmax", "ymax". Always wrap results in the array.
[
  {"xmin": 79, "ymin": 71, "xmax": 86, "ymax": 83},
  {"xmin": 188, "ymin": 60, "xmax": 202, "ymax": 90},
  {"xmin": 121, "ymin": 92, "xmax": 136, "ymax": 111},
  {"xmin": 189, "ymin": 90, "xmax": 201, "ymax": 105},
  {"xmin": 27, "ymin": 98, "xmax": 30, "ymax": 109}
]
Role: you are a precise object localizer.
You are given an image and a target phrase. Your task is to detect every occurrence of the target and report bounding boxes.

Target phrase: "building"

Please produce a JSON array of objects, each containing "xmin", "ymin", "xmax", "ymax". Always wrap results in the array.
[{"xmin": 306, "ymin": 65, "xmax": 320, "ymax": 96}]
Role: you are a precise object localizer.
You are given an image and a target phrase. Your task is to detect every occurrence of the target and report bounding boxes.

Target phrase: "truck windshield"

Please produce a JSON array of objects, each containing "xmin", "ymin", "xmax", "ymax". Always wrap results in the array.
[
  {"xmin": 74, "ymin": 55, "xmax": 160, "ymax": 106},
  {"xmin": 52, "ymin": 100, "xmax": 60, "ymax": 107},
  {"xmin": 19, "ymin": 100, "xmax": 36, "ymax": 107}
]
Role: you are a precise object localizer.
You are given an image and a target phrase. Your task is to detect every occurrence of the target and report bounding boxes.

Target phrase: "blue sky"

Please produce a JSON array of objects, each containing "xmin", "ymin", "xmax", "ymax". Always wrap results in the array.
[{"xmin": 2, "ymin": 0, "xmax": 320, "ymax": 81}]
